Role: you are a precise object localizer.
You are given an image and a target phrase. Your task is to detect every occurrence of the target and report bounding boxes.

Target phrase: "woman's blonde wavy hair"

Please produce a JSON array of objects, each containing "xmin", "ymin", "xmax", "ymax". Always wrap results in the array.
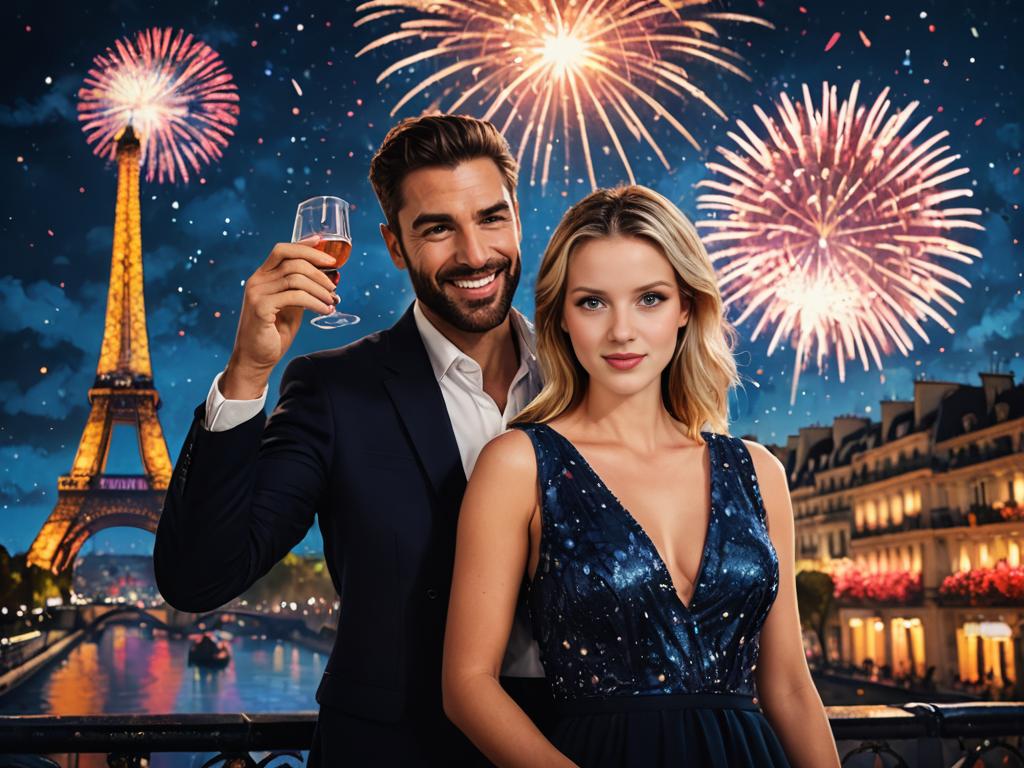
[{"xmin": 512, "ymin": 185, "xmax": 739, "ymax": 443}]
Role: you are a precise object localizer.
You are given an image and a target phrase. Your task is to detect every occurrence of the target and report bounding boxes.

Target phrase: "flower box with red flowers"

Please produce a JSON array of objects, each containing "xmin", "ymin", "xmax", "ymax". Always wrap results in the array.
[
  {"xmin": 938, "ymin": 559, "xmax": 1024, "ymax": 606},
  {"xmin": 832, "ymin": 566, "xmax": 923, "ymax": 606}
]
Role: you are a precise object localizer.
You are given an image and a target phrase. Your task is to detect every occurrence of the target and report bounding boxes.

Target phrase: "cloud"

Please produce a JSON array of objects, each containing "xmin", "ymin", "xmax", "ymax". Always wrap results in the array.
[
  {"xmin": 996, "ymin": 123, "xmax": 1021, "ymax": 151},
  {"xmin": 0, "ymin": 443, "xmax": 61, "ymax": 504},
  {"xmin": 0, "ymin": 277, "xmax": 108, "ymax": 354},
  {"xmin": 956, "ymin": 298, "xmax": 1024, "ymax": 350},
  {"xmin": 179, "ymin": 187, "xmax": 253, "ymax": 241},
  {"xmin": 0, "ymin": 75, "xmax": 78, "ymax": 128},
  {"xmin": 193, "ymin": 26, "xmax": 242, "ymax": 50}
]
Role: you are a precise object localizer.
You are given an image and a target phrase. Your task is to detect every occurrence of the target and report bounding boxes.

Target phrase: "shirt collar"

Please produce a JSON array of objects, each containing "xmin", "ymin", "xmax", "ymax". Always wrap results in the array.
[{"xmin": 413, "ymin": 300, "xmax": 538, "ymax": 384}]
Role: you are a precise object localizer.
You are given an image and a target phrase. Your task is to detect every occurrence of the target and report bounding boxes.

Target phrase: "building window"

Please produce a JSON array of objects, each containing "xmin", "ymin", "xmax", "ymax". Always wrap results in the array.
[
  {"xmin": 849, "ymin": 616, "xmax": 887, "ymax": 671},
  {"xmin": 891, "ymin": 617, "xmax": 925, "ymax": 678},
  {"xmin": 973, "ymin": 481, "xmax": 987, "ymax": 506},
  {"xmin": 957, "ymin": 622, "xmax": 1016, "ymax": 688},
  {"xmin": 961, "ymin": 413, "xmax": 977, "ymax": 434},
  {"xmin": 891, "ymin": 493, "xmax": 904, "ymax": 526},
  {"xmin": 959, "ymin": 544, "xmax": 972, "ymax": 572}
]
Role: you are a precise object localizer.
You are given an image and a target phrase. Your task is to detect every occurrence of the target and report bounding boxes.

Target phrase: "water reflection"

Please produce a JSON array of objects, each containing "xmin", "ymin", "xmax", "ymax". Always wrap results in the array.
[{"xmin": 0, "ymin": 623, "xmax": 325, "ymax": 766}]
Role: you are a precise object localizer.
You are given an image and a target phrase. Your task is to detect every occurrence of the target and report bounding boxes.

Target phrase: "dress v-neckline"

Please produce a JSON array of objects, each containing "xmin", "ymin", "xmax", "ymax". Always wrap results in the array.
[{"xmin": 539, "ymin": 424, "xmax": 716, "ymax": 614}]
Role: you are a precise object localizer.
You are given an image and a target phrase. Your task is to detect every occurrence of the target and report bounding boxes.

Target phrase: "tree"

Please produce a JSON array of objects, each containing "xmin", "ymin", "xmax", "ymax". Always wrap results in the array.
[
  {"xmin": 0, "ymin": 553, "xmax": 71, "ymax": 609},
  {"xmin": 796, "ymin": 570, "xmax": 836, "ymax": 666},
  {"xmin": 0, "ymin": 545, "xmax": 12, "ymax": 602}
]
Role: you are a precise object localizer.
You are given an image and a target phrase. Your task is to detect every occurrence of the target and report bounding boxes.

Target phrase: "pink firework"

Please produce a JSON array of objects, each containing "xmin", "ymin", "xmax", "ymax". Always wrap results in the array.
[
  {"xmin": 696, "ymin": 81, "xmax": 983, "ymax": 403},
  {"xmin": 78, "ymin": 28, "xmax": 240, "ymax": 183}
]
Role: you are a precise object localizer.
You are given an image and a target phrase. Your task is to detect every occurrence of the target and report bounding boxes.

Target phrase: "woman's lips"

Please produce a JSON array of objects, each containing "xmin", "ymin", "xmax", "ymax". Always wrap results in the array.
[{"xmin": 602, "ymin": 354, "xmax": 646, "ymax": 371}]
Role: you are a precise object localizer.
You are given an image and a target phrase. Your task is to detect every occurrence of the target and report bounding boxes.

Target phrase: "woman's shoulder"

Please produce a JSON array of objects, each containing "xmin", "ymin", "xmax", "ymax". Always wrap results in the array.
[
  {"xmin": 707, "ymin": 431, "xmax": 788, "ymax": 486},
  {"xmin": 731, "ymin": 436, "xmax": 790, "ymax": 515},
  {"xmin": 466, "ymin": 429, "xmax": 540, "ymax": 510},
  {"xmin": 736, "ymin": 437, "xmax": 786, "ymax": 477},
  {"xmin": 477, "ymin": 426, "xmax": 540, "ymax": 473}
]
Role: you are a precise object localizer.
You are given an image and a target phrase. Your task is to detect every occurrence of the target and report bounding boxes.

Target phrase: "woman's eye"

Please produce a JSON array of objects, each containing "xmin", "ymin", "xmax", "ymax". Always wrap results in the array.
[
  {"xmin": 640, "ymin": 292, "xmax": 665, "ymax": 307},
  {"xmin": 579, "ymin": 297, "xmax": 603, "ymax": 310}
]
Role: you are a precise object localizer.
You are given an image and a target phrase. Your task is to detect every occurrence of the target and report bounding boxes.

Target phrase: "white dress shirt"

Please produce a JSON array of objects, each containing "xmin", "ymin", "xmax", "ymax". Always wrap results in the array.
[{"xmin": 202, "ymin": 301, "xmax": 545, "ymax": 676}]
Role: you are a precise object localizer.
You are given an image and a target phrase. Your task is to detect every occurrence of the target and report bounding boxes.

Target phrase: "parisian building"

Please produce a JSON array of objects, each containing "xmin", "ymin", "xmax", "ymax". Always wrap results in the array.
[{"xmin": 768, "ymin": 372, "xmax": 1023, "ymax": 696}]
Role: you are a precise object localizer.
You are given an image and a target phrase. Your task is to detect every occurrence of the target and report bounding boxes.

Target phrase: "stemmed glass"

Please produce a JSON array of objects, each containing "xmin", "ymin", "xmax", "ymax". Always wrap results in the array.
[{"xmin": 293, "ymin": 196, "xmax": 359, "ymax": 329}]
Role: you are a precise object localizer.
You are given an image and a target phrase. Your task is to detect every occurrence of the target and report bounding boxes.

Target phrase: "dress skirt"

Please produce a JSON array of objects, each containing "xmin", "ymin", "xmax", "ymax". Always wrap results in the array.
[{"xmin": 550, "ymin": 693, "xmax": 792, "ymax": 768}]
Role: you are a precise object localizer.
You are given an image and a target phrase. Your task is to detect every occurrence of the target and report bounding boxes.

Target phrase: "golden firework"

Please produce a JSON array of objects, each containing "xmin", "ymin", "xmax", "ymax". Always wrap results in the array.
[{"xmin": 355, "ymin": 0, "xmax": 770, "ymax": 189}]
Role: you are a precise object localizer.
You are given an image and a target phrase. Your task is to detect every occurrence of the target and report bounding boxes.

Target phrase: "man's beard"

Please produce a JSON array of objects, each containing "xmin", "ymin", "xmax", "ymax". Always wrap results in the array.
[{"xmin": 407, "ymin": 252, "xmax": 521, "ymax": 333}]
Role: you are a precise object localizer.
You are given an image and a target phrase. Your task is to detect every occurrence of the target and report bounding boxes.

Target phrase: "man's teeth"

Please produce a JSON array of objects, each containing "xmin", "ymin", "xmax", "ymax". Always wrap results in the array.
[{"xmin": 452, "ymin": 272, "xmax": 498, "ymax": 289}]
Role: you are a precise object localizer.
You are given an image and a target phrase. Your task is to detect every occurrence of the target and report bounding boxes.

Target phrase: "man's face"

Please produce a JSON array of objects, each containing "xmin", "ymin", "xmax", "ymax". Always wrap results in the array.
[{"xmin": 381, "ymin": 157, "xmax": 522, "ymax": 334}]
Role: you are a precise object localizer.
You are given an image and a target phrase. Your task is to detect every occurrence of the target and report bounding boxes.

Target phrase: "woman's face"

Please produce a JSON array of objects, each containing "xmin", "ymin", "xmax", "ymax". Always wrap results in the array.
[{"xmin": 561, "ymin": 234, "xmax": 690, "ymax": 399}]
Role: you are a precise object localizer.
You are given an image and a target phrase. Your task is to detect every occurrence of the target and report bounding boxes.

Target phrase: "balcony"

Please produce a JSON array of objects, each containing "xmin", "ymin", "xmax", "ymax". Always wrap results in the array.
[
  {"xmin": 0, "ymin": 706, "xmax": 1021, "ymax": 767},
  {"xmin": 930, "ymin": 504, "xmax": 1015, "ymax": 529},
  {"xmin": 799, "ymin": 545, "xmax": 820, "ymax": 558},
  {"xmin": 852, "ymin": 514, "xmax": 924, "ymax": 540},
  {"xmin": 823, "ymin": 505, "xmax": 852, "ymax": 522},
  {"xmin": 946, "ymin": 436, "xmax": 1017, "ymax": 471},
  {"xmin": 848, "ymin": 455, "xmax": 940, "ymax": 489}
]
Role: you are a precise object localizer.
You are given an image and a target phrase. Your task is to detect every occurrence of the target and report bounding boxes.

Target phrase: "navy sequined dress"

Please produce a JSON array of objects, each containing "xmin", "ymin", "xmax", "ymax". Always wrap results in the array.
[{"xmin": 514, "ymin": 423, "xmax": 791, "ymax": 768}]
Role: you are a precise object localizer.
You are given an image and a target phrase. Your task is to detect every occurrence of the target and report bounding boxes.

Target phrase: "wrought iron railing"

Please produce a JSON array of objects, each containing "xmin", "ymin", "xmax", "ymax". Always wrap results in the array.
[{"xmin": 0, "ymin": 703, "xmax": 1021, "ymax": 767}]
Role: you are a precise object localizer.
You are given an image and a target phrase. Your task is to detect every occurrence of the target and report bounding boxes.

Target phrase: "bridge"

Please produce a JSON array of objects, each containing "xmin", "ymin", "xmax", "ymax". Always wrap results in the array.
[{"xmin": 76, "ymin": 604, "xmax": 326, "ymax": 643}]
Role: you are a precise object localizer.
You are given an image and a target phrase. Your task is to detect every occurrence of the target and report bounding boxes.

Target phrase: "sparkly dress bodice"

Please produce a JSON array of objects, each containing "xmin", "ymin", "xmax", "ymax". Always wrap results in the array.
[{"xmin": 515, "ymin": 423, "xmax": 780, "ymax": 703}]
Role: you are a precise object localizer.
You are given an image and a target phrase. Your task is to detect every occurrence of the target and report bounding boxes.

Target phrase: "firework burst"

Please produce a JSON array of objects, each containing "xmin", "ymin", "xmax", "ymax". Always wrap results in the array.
[
  {"xmin": 355, "ymin": 0, "xmax": 770, "ymax": 190},
  {"xmin": 697, "ymin": 81, "xmax": 983, "ymax": 403},
  {"xmin": 78, "ymin": 27, "xmax": 240, "ymax": 184}
]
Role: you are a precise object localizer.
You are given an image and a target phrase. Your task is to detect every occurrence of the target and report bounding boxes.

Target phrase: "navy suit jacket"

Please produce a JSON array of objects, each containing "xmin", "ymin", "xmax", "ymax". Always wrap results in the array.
[{"xmin": 154, "ymin": 304, "xmax": 549, "ymax": 760}]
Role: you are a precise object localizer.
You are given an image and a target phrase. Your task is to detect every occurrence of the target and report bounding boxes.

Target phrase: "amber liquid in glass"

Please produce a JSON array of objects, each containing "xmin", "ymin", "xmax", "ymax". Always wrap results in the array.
[{"xmin": 316, "ymin": 236, "xmax": 352, "ymax": 286}]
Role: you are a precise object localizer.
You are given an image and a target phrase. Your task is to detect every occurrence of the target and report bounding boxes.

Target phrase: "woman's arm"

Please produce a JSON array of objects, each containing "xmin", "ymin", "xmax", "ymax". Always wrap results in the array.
[
  {"xmin": 745, "ymin": 440, "xmax": 841, "ymax": 768},
  {"xmin": 443, "ymin": 430, "xmax": 575, "ymax": 768}
]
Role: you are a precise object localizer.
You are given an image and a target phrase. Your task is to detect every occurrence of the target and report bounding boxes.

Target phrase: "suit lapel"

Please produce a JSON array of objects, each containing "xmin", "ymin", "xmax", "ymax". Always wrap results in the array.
[{"xmin": 381, "ymin": 305, "xmax": 467, "ymax": 514}]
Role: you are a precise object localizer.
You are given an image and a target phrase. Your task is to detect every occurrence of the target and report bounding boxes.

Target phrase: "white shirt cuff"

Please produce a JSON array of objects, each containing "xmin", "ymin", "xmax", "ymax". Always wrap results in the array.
[{"xmin": 204, "ymin": 370, "xmax": 268, "ymax": 432}]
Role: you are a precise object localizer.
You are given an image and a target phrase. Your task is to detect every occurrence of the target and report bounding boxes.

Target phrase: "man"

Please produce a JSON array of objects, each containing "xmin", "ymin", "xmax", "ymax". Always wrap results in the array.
[{"xmin": 153, "ymin": 114, "xmax": 550, "ymax": 765}]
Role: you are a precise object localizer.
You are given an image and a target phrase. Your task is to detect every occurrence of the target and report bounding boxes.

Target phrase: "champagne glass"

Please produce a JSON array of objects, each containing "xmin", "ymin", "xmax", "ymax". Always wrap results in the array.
[{"xmin": 293, "ymin": 196, "xmax": 359, "ymax": 329}]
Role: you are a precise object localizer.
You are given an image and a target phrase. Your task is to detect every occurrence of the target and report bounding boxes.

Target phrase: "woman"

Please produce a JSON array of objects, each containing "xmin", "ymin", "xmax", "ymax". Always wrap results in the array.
[{"xmin": 442, "ymin": 186, "xmax": 839, "ymax": 767}]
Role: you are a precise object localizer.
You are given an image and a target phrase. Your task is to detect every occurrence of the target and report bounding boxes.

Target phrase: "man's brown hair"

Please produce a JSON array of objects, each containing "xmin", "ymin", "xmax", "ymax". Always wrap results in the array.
[{"xmin": 368, "ymin": 114, "xmax": 519, "ymax": 236}]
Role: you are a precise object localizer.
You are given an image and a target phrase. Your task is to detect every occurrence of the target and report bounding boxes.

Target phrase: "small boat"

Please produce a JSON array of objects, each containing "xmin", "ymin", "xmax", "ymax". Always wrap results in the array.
[{"xmin": 188, "ymin": 632, "xmax": 231, "ymax": 669}]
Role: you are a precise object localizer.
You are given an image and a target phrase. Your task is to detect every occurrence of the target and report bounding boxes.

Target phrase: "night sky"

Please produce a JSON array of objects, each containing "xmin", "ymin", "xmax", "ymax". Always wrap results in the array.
[{"xmin": 1, "ymin": 0, "xmax": 1020, "ymax": 557}]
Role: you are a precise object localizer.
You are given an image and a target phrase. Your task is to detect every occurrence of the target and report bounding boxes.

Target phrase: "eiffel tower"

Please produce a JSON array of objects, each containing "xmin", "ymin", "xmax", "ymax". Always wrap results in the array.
[{"xmin": 28, "ymin": 126, "xmax": 173, "ymax": 574}]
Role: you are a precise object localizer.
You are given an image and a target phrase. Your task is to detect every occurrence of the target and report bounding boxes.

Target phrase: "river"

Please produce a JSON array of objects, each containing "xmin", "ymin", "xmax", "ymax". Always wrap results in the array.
[{"xmin": 0, "ymin": 623, "xmax": 325, "ymax": 766}]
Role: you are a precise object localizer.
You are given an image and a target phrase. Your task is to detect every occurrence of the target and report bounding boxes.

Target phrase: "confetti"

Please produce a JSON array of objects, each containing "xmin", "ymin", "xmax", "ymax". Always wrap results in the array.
[
  {"xmin": 971, "ymin": 27, "xmax": 979, "ymax": 38},
  {"xmin": 291, "ymin": 78, "xmax": 303, "ymax": 97},
  {"xmin": 858, "ymin": 30, "xmax": 871, "ymax": 48},
  {"xmin": 824, "ymin": 32, "xmax": 841, "ymax": 52},
  {"xmin": 974, "ymin": 117, "xmax": 985, "ymax": 126}
]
